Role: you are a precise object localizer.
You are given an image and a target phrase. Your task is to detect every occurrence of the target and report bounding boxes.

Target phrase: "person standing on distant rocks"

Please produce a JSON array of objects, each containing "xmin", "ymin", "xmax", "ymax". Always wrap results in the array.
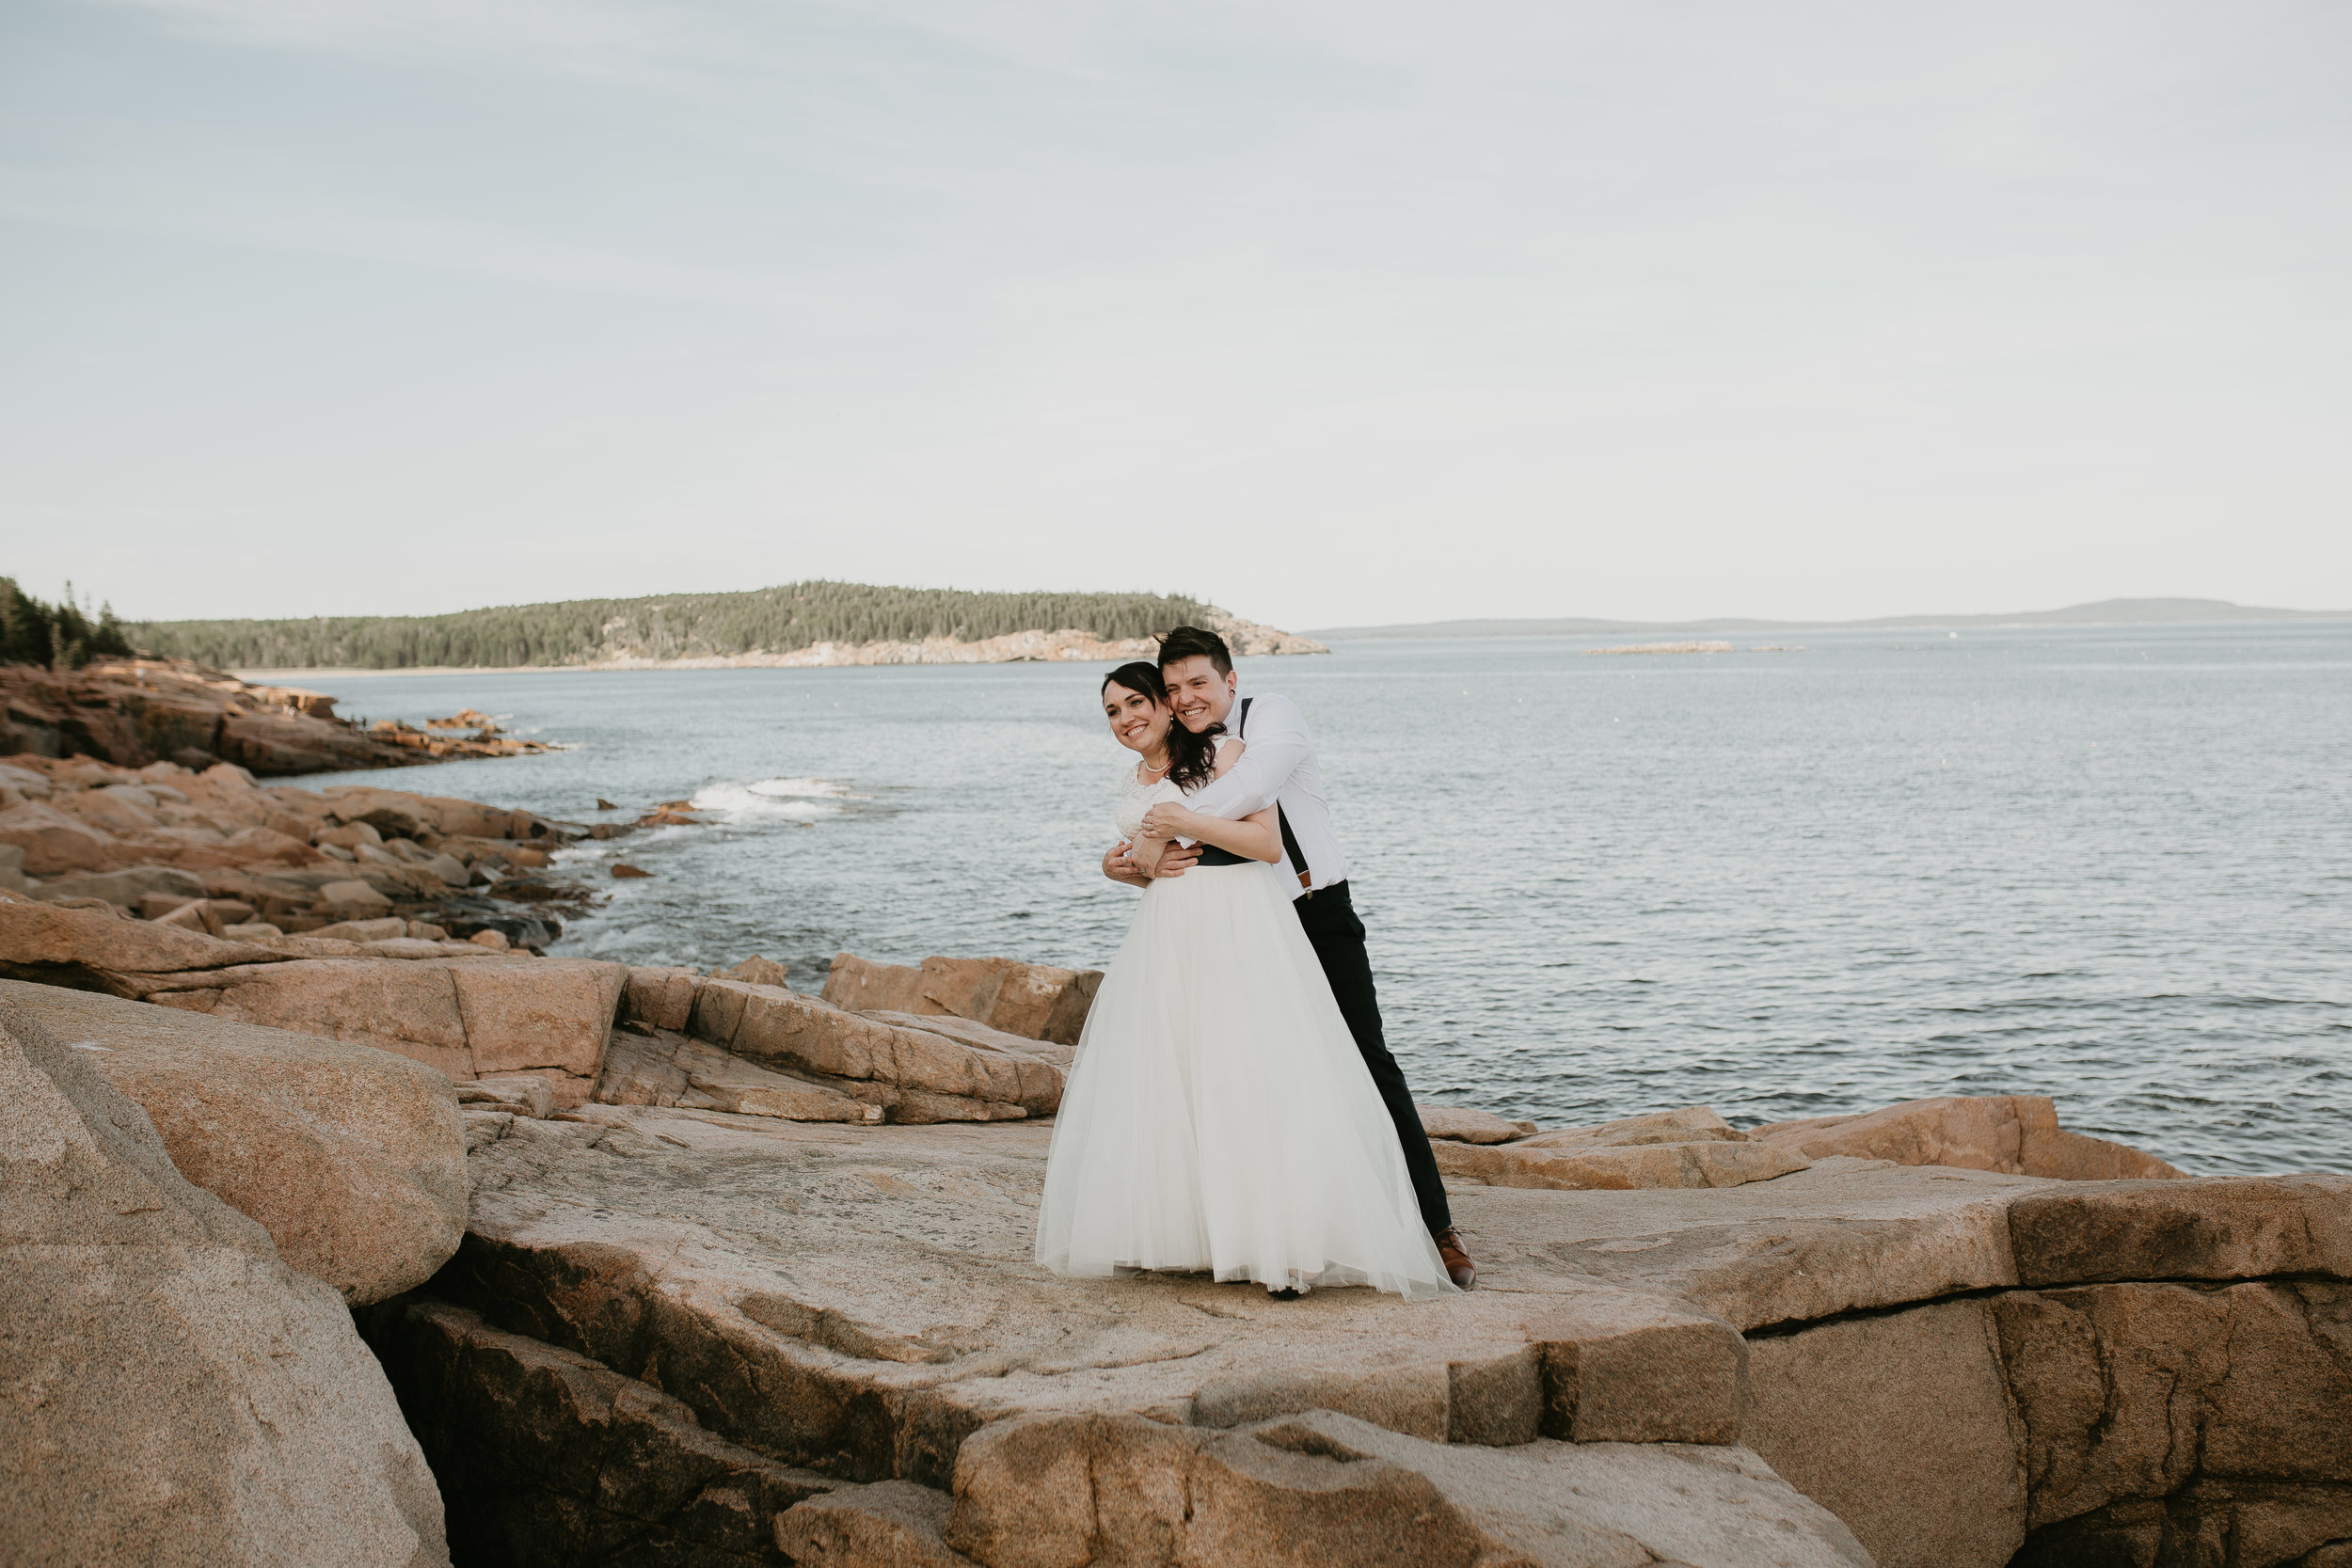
[
  {"xmin": 1035, "ymin": 658, "xmax": 1457, "ymax": 1301},
  {"xmin": 1091, "ymin": 626, "xmax": 1475, "ymax": 1292}
]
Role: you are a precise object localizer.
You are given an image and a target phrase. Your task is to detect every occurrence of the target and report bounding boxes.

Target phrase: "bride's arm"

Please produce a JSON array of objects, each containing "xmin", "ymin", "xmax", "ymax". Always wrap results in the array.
[
  {"xmin": 1166, "ymin": 805, "xmax": 1281, "ymax": 863},
  {"xmin": 1139, "ymin": 743, "xmax": 1283, "ymax": 863},
  {"xmin": 1128, "ymin": 831, "xmax": 1170, "ymax": 876}
]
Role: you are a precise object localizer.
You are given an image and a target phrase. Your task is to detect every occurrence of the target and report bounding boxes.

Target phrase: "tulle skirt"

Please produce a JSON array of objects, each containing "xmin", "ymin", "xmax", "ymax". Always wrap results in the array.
[{"xmin": 1036, "ymin": 862, "xmax": 1455, "ymax": 1300}]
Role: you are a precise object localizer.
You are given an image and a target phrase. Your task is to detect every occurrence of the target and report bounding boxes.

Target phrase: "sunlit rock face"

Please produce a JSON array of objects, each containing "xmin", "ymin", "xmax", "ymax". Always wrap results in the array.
[
  {"xmin": 360, "ymin": 1082, "xmax": 2348, "ymax": 1568},
  {"xmin": 0, "ymin": 989, "xmax": 452, "ymax": 1568}
]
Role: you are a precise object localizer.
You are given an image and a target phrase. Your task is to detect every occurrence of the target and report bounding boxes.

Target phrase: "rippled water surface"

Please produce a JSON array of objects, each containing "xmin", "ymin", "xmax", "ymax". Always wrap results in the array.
[{"xmin": 302, "ymin": 623, "xmax": 2352, "ymax": 1175}]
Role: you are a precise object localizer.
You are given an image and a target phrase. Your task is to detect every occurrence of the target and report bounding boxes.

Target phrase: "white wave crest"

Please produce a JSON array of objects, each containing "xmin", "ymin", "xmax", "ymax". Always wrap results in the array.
[
  {"xmin": 746, "ymin": 777, "xmax": 857, "ymax": 800},
  {"xmin": 691, "ymin": 777, "xmax": 856, "ymax": 823}
]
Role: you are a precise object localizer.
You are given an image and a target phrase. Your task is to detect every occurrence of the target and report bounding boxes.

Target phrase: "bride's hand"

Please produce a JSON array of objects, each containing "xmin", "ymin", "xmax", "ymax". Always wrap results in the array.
[{"xmin": 1140, "ymin": 802, "xmax": 1196, "ymax": 839}]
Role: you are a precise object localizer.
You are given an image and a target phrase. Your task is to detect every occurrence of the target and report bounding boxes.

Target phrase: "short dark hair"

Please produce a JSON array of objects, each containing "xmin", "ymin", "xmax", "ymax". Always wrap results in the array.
[{"xmin": 1156, "ymin": 625, "xmax": 1232, "ymax": 677}]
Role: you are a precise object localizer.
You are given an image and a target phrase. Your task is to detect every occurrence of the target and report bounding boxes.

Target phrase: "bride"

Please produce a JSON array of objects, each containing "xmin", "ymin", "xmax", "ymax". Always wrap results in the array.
[{"xmin": 1035, "ymin": 662, "xmax": 1456, "ymax": 1300}]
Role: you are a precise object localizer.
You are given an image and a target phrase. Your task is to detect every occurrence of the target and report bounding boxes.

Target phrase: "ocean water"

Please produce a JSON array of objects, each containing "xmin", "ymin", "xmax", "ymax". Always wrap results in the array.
[{"xmin": 297, "ymin": 622, "xmax": 2352, "ymax": 1176}]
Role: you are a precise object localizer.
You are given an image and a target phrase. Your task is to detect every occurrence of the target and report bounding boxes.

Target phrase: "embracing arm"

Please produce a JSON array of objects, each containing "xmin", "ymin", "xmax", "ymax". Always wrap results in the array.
[
  {"xmin": 1180, "ymin": 804, "xmax": 1281, "ymax": 862},
  {"xmin": 1138, "ymin": 742, "xmax": 1283, "ymax": 863},
  {"xmin": 1181, "ymin": 695, "xmax": 1311, "ymax": 821}
]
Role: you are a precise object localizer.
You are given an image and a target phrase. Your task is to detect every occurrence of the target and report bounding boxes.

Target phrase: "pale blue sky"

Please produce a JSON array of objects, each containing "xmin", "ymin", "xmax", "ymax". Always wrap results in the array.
[{"xmin": 4, "ymin": 1, "xmax": 2347, "ymax": 628}]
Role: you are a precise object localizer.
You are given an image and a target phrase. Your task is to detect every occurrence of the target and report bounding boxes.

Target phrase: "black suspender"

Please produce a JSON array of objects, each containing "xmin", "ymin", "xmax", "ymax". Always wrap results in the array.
[{"xmin": 1240, "ymin": 697, "xmax": 1312, "ymax": 889}]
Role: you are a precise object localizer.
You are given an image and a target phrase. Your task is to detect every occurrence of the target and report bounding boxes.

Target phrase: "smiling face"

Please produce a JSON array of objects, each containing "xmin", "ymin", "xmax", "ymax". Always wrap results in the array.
[
  {"xmin": 1161, "ymin": 654, "xmax": 1236, "ymax": 732},
  {"xmin": 1103, "ymin": 678, "xmax": 1172, "ymax": 756}
]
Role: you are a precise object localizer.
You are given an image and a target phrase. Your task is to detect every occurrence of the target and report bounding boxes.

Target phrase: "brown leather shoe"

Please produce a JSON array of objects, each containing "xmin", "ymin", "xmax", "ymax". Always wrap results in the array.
[{"xmin": 1433, "ymin": 1227, "xmax": 1476, "ymax": 1291}]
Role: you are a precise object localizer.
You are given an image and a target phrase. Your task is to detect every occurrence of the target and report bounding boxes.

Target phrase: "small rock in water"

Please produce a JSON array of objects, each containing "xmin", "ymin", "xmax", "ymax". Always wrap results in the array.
[
  {"xmin": 596, "ymin": 798, "xmax": 617, "ymax": 811},
  {"xmin": 611, "ymin": 863, "xmax": 653, "ymax": 879}
]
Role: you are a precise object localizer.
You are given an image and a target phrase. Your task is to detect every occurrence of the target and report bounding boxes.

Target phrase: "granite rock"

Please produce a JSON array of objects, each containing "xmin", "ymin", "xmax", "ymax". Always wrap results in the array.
[
  {"xmin": 822, "ymin": 952, "xmax": 1103, "ymax": 1045},
  {"xmin": 0, "ymin": 987, "xmax": 450, "ymax": 1566},
  {"xmin": 1, "ymin": 978, "xmax": 464, "ymax": 1305},
  {"xmin": 945, "ymin": 1408, "xmax": 1871, "ymax": 1568},
  {"xmin": 692, "ymin": 979, "xmax": 1059, "ymax": 1120},
  {"xmin": 1753, "ymin": 1095, "xmax": 2186, "ymax": 1180},
  {"xmin": 366, "ymin": 1297, "xmax": 834, "ymax": 1565},
  {"xmin": 1742, "ymin": 1298, "xmax": 2027, "ymax": 1568},
  {"xmin": 26, "ymin": 863, "xmax": 207, "ymax": 909},
  {"xmin": 124, "ymin": 953, "xmax": 627, "ymax": 1103},
  {"xmin": 2006, "ymin": 1176, "xmax": 2352, "ymax": 1286},
  {"xmin": 597, "ymin": 1025, "xmax": 884, "ymax": 1124},
  {"xmin": 1516, "ymin": 1104, "xmax": 1750, "ymax": 1151},
  {"xmin": 1434, "ymin": 1135, "xmax": 1811, "ymax": 1192},
  {"xmin": 777, "ymin": 1479, "xmax": 975, "ymax": 1567},
  {"xmin": 1418, "ymin": 1102, "xmax": 1539, "ymax": 1144},
  {"xmin": 0, "ymin": 894, "xmax": 289, "ymax": 990}
]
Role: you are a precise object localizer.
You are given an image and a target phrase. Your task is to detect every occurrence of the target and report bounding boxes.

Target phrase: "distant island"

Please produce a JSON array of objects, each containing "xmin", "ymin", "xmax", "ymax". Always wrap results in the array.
[
  {"xmin": 119, "ymin": 581, "xmax": 1327, "ymax": 673},
  {"xmin": 1309, "ymin": 597, "xmax": 2351, "ymax": 641}
]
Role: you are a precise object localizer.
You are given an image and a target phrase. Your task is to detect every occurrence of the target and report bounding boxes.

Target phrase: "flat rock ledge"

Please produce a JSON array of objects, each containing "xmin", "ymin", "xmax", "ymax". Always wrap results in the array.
[
  {"xmin": 363, "ymin": 1101, "xmax": 2352, "ymax": 1568},
  {"xmin": 1430, "ymin": 1101, "xmax": 2186, "ymax": 1194}
]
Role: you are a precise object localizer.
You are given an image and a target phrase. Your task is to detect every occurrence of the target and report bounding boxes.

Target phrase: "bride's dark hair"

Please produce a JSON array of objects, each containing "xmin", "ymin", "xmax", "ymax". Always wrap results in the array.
[{"xmin": 1103, "ymin": 661, "xmax": 1223, "ymax": 794}]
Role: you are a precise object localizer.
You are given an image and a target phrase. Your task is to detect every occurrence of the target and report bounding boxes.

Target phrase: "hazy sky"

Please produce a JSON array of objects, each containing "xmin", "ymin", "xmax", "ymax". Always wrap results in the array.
[{"xmin": 4, "ymin": 1, "xmax": 2347, "ymax": 630}]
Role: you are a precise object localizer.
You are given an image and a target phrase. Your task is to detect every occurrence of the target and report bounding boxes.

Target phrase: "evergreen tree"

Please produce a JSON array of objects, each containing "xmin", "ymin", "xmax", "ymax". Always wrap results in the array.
[
  {"xmin": 0, "ymin": 578, "xmax": 134, "ymax": 669},
  {"xmin": 121, "ymin": 581, "xmax": 1216, "ymax": 670}
]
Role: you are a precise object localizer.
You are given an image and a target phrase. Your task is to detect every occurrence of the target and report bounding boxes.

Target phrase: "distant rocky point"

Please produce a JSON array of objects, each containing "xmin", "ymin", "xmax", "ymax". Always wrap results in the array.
[
  {"xmin": 573, "ymin": 610, "xmax": 1326, "ymax": 671},
  {"xmin": 1314, "ymin": 596, "xmax": 2352, "ymax": 641}
]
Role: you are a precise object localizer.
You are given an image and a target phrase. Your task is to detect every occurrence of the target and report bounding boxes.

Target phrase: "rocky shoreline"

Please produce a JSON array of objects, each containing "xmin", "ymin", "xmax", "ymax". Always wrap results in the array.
[
  {"xmin": 0, "ymin": 752, "xmax": 600, "ymax": 950},
  {"xmin": 1, "ymin": 657, "xmax": 555, "ymax": 775},
  {"xmin": 3, "ymin": 768, "xmax": 2347, "ymax": 1567}
]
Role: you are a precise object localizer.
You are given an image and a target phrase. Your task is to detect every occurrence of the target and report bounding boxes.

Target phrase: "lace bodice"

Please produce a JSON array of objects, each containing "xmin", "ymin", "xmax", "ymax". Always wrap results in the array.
[
  {"xmin": 1115, "ymin": 768, "xmax": 1186, "ymax": 841},
  {"xmin": 1113, "ymin": 739, "xmax": 1239, "ymax": 839}
]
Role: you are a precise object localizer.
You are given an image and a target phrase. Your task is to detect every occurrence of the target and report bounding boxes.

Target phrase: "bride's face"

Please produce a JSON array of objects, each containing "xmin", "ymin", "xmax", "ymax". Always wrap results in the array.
[{"xmin": 1103, "ymin": 682, "xmax": 1170, "ymax": 754}]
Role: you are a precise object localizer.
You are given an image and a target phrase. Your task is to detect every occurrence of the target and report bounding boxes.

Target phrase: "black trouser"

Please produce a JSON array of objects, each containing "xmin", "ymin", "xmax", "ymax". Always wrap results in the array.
[{"xmin": 1293, "ymin": 880, "xmax": 1453, "ymax": 1235}]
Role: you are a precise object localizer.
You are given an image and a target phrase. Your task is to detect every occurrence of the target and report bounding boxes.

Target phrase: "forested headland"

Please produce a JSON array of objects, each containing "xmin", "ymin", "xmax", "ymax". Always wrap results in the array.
[
  {"xmin": 120, "ymin": 582, "xmax": 1222, "ymax": 671},
  {"xmin": 2, "ymin": 578, "xmax": 135, "ymax": 669}
]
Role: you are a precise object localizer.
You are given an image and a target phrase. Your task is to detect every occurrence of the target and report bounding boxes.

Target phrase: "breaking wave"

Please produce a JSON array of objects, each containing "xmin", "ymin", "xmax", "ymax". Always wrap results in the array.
[{"xmin": 690, "ymin": 777, "xmax": 861, "ymax": 823}]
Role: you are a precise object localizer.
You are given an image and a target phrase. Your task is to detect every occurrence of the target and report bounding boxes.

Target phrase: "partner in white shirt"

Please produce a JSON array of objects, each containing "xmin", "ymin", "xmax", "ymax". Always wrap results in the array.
[
  {"xmin": 1104, "ymin": 625, "xmax": 1476, "ymax": 1291},
  {"xmin": 1178, "ymin": 688, "xmax": 1346, "ymax": 894}
]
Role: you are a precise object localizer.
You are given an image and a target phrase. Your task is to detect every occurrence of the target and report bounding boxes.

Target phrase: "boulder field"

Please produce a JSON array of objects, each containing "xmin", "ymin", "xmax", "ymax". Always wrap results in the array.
[
  {"xmin": 3, "ymin": 784, "xmax": 2347, "ymax": 1567},
  {"xmin": 0, "ymin": 752, "xmax": 608, "ymax": 948},
  {"xmin": 0, "ymin": 657, "xmax": 552, "ymax": 776}
]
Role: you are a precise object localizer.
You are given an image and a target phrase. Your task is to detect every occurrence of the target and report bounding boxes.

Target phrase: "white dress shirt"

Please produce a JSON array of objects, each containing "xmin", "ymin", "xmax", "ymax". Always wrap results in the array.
[{"xmin": 1184, "ymin": 690, "xmax": 1349, "ymax": 898}]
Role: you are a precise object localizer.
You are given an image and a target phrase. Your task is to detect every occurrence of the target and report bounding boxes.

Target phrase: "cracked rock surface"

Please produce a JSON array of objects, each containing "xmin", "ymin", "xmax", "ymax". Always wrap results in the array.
[{"xmin": 377, "ymin": 1104, "xmax": 2350, "ymax": 1568}]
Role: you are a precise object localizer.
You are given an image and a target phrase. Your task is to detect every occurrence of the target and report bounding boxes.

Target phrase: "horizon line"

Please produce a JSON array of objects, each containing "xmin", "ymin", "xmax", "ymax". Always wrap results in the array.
[{"xmin": 1305, "ymin": 596, "xmax": 2352, "ymax": 639}]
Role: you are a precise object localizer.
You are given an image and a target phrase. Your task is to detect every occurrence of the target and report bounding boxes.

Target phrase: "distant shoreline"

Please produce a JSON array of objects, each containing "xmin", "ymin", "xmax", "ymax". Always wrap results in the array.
[{"xmin": 1309, "ymin": 597, "xmax": 2352, "ymax": 641}]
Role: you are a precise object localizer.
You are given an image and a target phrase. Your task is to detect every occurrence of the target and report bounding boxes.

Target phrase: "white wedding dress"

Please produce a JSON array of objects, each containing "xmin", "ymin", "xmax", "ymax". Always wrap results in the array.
[{"xmin": 1035, "ymin": 751, "xmax": 1455, "ymax": 1299}]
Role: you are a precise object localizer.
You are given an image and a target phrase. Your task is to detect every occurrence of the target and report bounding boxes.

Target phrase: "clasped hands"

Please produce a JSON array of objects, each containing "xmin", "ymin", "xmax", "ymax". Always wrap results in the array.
[{"xmin": 1104, "ymin": 800, "xmax": 1208, "ymax": 885}]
